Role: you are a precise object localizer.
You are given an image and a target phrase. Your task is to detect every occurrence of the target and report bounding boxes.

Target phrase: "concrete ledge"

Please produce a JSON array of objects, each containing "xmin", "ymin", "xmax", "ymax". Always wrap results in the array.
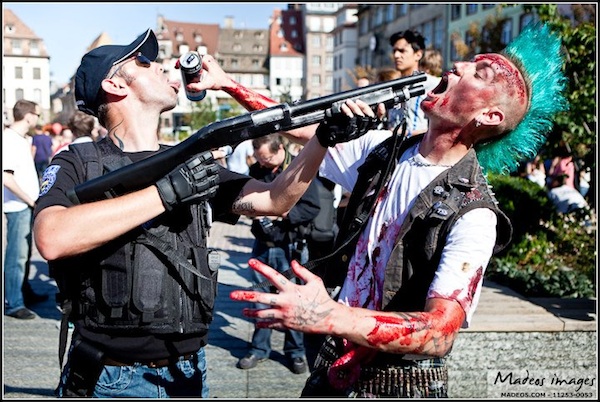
[{"xmin": 465, "ymin": 280, "xmax": 597, "ymax": 332}]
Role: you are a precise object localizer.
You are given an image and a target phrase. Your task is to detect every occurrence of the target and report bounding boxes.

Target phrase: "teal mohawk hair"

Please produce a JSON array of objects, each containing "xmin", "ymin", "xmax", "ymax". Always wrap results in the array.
[{"xmin": 475, "ymin": 22, "xmax": 569, "ymax": 175}]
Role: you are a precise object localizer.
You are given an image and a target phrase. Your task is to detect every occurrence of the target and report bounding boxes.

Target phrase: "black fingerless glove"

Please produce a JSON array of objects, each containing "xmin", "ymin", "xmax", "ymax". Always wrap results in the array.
[
  {"xmin": 156, "ymin": 151, "xmax": 220, "ymax": 211},
  {"xmin": 315, "ymin": 113, "xmax": 380, "ymax": 148}
]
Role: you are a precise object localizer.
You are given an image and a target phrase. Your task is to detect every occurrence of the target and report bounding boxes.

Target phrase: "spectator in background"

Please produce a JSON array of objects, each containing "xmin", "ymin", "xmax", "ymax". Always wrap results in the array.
[
  {"xmin": 237, "ymin": 134, "xmax": 321, "ymax": 375},
  {"xmin": 31, "ymin": 124, "xmax": 53, "ymax": 180},
  {"xmin": 548, "ymin": 174, "xmax": 588, "ymax": 214},
  {"xmin": 525, "ymin": 155, "xmax": 547, "ymax": 188},
  {"xmin": 356, "ymin": 76, "xmax": 370, "ymax": 88},
  {"xmin": 3, "ymin": 99, "xmax": 47, "ymax": 320},
  {"xmin": 389, "ymin": 30, "xmax": 441, "ymax": 137},
  {"xmin": 420, "ymin": 48, "xmax": 443, "ymax": 77},
  {"xmin": 547, "ymin": 142, "xmax": 576, "ymax": 190},
  {"xmin": 227, "ymin": 139, "xmax": 255, "ymax": 175},
  {"xmin": 52, "ymin": 128, "xmax": 74, "ymax": 156},
  {"xmin": 69, "ymin": 110, "xmax": 96, "ymax": 146}
]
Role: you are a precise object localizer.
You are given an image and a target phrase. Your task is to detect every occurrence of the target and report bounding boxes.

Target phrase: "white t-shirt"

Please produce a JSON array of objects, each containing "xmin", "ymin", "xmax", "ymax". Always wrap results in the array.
[
  {"xmin": 319, "ymin": 130, "xmax": 497, "ymax": 327},
  {"xmin": 227, "ymin": 139, "xmax": 254, "ymax": 175},
  {"xmin": 3, "ymin": 127, "xmax": 40, "ymax": 212}
]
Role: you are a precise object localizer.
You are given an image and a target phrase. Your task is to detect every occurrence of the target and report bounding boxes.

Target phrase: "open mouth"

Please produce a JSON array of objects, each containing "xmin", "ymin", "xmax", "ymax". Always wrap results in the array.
[{"xmin": 431, "ymin": 74, "xmax": 448, "ymax": 95}]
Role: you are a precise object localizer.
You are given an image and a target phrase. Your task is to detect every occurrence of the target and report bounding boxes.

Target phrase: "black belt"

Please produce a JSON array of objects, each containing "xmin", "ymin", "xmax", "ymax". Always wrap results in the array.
[{"xmin": 103, "ymin": 353, "xmax": 196, "ymax": 368}]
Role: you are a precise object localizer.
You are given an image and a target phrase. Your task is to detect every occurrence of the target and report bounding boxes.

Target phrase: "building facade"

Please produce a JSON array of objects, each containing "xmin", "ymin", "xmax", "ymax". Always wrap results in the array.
[{"xmin": 2, "ymin": 8, "xmax": 50, "ymax": 125}]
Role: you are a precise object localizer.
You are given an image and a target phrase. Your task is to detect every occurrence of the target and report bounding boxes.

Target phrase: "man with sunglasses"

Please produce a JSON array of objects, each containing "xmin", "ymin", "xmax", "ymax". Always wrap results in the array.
[{"xmin": 33, "ymin": 29, "xmax": 379, "ymax": 398}]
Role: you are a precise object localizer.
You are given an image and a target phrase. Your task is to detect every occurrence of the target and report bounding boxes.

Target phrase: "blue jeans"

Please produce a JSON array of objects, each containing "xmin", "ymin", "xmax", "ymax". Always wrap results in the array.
[
  {"xmin": 249, "ymin": 241, "xmax": 308, "ymax": 360},
  {"xmin": 57, "ymin": 345, "xmax": 209, "ymax": 398},
  {"xmin": 3, "ymin": 208, "xmax": 32, "ymax": 315}
]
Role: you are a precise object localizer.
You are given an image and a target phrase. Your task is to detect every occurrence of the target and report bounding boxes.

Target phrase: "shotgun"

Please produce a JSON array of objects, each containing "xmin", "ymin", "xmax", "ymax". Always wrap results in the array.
[{"xmin": 68, "ymin": 72, "xmax": 426, "ymax": 204}]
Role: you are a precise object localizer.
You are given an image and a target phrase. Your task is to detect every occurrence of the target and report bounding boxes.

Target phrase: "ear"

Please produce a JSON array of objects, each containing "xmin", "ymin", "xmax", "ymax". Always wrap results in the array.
[
  {"xmin": 478, "ymin": 108, "xmax": 504, "ymax": 127},
  {"xmin": 100, "ymin": 78, "xmax": 128, "ymax": 98}
]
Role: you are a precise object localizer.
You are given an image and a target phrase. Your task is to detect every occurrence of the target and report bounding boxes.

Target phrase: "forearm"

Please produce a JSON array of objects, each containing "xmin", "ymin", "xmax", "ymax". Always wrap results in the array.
[
  {"xmin": 3, "ymin": 174, "xmax": 36, "ymax": 207},
  {"xmin": 327, "ymin": 300, "xmax": 463, "ymax": 356},
  {"xmin": 232, "ymin": 137, "xmax": 326, "ymax": 217},
  {"xmin": 34, "ymin": 186, "xmax": 165, "ymax": 260},
  {"xmin": 221, "ymin": 79, "xmax": 316, "ymax": 145}
]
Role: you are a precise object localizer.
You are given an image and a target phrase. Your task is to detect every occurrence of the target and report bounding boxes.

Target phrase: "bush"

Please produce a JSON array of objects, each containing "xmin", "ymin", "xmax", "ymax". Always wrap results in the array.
[{"xmin": 485, "ymin": 174, "xmax": 596, "ymax": 298}]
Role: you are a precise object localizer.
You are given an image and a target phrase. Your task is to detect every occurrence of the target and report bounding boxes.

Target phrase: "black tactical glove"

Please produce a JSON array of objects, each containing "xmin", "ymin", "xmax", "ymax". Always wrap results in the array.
[
  {"xmin": 156, "ymin": 151, "xmax": 220, "ymax": 211},
  {"xmin": 315, "ymin": 113, "xmax": 380, "ymax": 148}
]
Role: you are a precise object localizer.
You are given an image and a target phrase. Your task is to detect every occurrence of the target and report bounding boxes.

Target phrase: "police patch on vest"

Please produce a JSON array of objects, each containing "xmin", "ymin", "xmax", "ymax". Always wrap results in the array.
[{"xmin": 39, "ymin": 165, "xmax": 61, "ymax": 196}]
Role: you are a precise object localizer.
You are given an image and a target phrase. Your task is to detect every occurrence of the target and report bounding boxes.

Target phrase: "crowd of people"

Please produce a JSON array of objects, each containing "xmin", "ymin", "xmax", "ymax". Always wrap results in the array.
[{"xmin": 3, "ymin": 21, "xmax": 574, "ymax": 399}]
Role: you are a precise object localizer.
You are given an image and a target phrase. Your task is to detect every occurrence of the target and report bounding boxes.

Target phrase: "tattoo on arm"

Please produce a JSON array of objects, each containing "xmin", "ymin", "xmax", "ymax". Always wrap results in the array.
[{"xmin": 231, "ymin": 195, "xmax": 255, "ymax": 215}]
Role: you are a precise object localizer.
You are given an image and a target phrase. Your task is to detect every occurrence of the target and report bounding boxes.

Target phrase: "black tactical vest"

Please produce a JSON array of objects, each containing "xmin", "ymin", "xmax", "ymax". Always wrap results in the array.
[{"xmin": 50, "ymin": 138, "xmax": 217, "ymax": 335}]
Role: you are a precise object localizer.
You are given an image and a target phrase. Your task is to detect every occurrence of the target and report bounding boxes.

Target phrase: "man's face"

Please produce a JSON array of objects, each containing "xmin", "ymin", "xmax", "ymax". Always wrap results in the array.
[
  {"xmin": 421, "ymin": 53, "xmax": 527, "ymax": 128},
  {"xmin": 391, "ymin": 38, "xmax": 422, "ymax": 76},
  {"xmin": 254, "ymin": 143, "xmax": 285, "ymax": 170},
  {"xmin": 107, "ymin": 52, "xmax": 181, "ymax": 113}
]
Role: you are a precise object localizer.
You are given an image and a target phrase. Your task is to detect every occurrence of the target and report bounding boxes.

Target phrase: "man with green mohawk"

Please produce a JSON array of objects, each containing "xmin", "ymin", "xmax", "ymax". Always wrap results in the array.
[{"xmin": 192, "ymin": 22, "xmax": 568, "ymax": 398}]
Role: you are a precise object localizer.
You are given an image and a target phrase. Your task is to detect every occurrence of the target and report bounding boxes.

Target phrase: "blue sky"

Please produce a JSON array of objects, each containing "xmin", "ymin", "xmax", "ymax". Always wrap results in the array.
[{"xmin": 5, "ymin": 2, "xmax": 287, "ymax": 85}]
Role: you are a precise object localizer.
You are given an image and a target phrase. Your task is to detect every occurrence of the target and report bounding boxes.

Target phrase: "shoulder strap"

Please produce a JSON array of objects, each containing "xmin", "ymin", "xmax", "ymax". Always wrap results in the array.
[{"xmin": 251, "ymin": 122, "xmax": 411, "ymax": 292}]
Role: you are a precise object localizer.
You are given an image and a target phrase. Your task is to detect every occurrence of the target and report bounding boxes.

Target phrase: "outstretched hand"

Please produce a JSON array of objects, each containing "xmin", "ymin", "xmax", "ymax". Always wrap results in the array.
[{"xmin": 230, "ymin": 259, "xmax": 340, "ymax": 334}]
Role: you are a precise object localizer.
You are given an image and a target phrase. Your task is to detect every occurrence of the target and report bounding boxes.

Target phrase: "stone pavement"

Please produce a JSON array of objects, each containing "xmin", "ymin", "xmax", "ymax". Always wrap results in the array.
[{"xmin": 2, "ymin": 215, "xmax": 596, "ymax": 399}]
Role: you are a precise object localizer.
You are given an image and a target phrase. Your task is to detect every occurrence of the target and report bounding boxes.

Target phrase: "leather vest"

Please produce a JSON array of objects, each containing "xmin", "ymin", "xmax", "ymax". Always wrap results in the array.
[
  {"xmin": 51, "ymin": 138, "xmax": 217, "ymax": 335},
  {"xmin": 314, "ymin": 134, "xmax": 512, "ymax": 310}
]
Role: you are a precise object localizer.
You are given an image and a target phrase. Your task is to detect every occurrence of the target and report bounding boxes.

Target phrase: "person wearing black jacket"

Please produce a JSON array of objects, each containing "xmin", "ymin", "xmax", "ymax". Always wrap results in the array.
[{"xmin": 237, "ymin": 134, "xmax": 321, "ymax": 375}]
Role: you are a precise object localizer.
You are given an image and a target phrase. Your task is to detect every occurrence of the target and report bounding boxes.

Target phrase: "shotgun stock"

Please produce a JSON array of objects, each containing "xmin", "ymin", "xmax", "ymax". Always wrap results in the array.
[{"xmin": 69, "ymin": 72, "xmax": 426, "ymax": 204}]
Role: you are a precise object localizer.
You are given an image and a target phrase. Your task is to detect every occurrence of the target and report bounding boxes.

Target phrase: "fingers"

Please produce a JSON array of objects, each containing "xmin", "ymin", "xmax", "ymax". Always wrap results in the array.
[{"xmin": 339, "ymin": 99, "xmax": 375, "ymax": 118}]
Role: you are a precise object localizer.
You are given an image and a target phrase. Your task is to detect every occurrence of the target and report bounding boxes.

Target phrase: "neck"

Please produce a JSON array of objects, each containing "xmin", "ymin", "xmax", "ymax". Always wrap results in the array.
[{"xmin": 9, "ymin": 121, "xmax": 29, "ymax": 137}]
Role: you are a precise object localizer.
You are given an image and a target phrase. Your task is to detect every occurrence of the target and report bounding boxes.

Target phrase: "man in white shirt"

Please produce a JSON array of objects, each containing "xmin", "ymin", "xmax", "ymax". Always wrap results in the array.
[{"xmin": 3, "ymin": 99, "xmax": 44, "ymax": 319}]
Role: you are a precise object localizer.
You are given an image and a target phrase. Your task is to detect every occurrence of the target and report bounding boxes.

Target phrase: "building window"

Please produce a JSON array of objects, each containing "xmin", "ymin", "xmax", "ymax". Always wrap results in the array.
[
  {"xmin": 15, "ymin": 66, "xmax": 23, "ymax": 79},
  {"xmin": 451, "ymin": 4, "xmax": 461, "ymax": 20},
  {"xmin": 231, "ymin": 59, "xmax": 239, "ymax": 68},
  {"xmin": 34, "ymin": 88, "xmax": 42, "ymax": 103},
  {"xmin": 233, "ymin": 44, "xmax": 242, "ymax": 51},
  {"xmin": 253, "ymin": 44, "xmax": 263, "ymax": 52},
  {"xmin": 278, "ymin": 29, "xmax": 284, "ymax": 38},
  {"xmin": 520, "ymin": 13, "xmax": 534, "ymax": 31},
  {"xmin": 326, "ymin": 55, "xmax": 333, "ymax": 70},
  {"xmin": 11, "ymin": 39, "xmax": 22, "ymax": 54},
  {"xmin": 254, "ymin": 31, "xmax": 264, "ymax": 39},
  {"xmin": 482, "ymin": 4, "xmax": 495, "ymax": 10},
  {"xmin": 252, "ymin": 59, "xmax": 260, "ymax": 68},
  {"xmin": 501, "ymin": 19, "xmax": 513, "ymax": 45},
  {"xmin": 374, "ymin": 6, "xmax": 384, "ymax": 27},
  {"xmin": 291, "ymin": 30, "xmax": 298, "ymax": 38},
  {"xmin": 33, "ymin": 68, "xmax": 41, "ymax": 80},
  {"xmin": 398, "ymin": 4, "xmax": 407, "ymax": 17},
  {"xmin": 194, "ymin": 34, "xmax": 202, "ymax": 43},
  {"xmin": 280, "ymin": 43, "xmax": 288, "ymax": 52},
  {"xmin": 176, "ymin": 32, "xmax": 184, "ymax": 41},
  {"xmin": 16, "ymin": 88, "xmax": 24, "ymax": 100},
  {"xmin": 312, "ymin": 55, "xmax": 321, "ymax": 66},
  {"xmin": 312, "ymin": 74, "xmax": 321, "ymax": 86},
  {"xmin": 30, "ymin": 41, "xmax": 40, "ymax": 56},
  {"xmin": 234, "ymin": 31, "xmax": 243, "ymax": 39},
  {"xmin": 311, "ymin": 36, "xmax": 321, "ymax": 47},
  {"xmin": 434, "ymin": 17, "xmax": 444, "ymax": 50},
  {"xmin": 290, "ymin": 16, "xmax": 296, "ymax": 25},
  {"xmin": 386, "ymin": 5, "xmax": 395, "ymax": 22},
  {"xmin": 466, "ymin": 4, "xmax": 478, "ymax": 15}
]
